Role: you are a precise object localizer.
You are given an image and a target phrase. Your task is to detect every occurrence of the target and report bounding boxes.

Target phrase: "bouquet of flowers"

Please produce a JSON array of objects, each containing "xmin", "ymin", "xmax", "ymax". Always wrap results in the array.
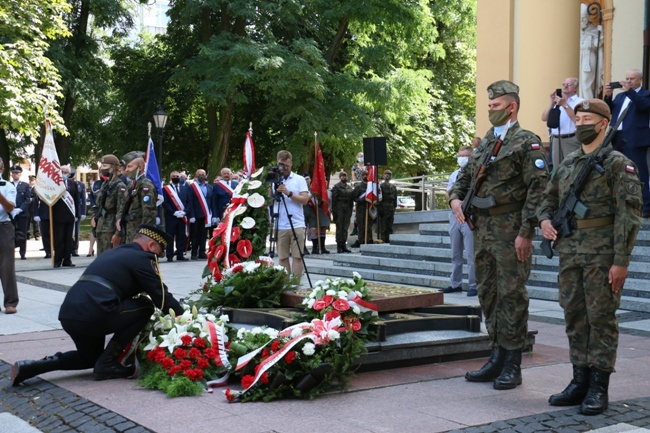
[
  {"xmin": 204, "ymin": 168, "xmax": 271, "ymax": 282},
  {"xmin": 137, "ymin": 306, "xmax": 234, "ymax": 397},
  {"xmin": 224, "ymin": 273, "xmax": 378, "ymax": 402},
  {"xmin": 195, "ymin": 257, "xmax": 300, "ymax": 310}
]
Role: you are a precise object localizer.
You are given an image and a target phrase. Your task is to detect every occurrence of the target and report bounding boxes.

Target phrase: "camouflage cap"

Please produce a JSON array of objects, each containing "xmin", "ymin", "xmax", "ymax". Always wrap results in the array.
[
  {"xmin": 121, "ymin": 151, "xmax": 145, "ymax": 165},
  {"xmin": 574, "ymin": 98, "xmax": 611, "ymax": 120},
  {"xmin": 487, "ymin": 80, "xmax": 519, "ymax": 99},
  {"xmin": 100, "ymin": 154, "xmax": 120, "ymax": 165}
]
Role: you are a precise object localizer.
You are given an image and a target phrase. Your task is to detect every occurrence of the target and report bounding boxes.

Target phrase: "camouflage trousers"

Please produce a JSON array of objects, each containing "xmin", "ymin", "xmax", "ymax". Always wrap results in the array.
[
  {"xmin": 124, "ymin": 219, "xmax": 143, "ymax": 244},
  {"xmin": 474, "ymin": 231, "xmax": 531, "ymax": 351},
  {"xmin": 377, "ymin": 210, "xmax": 395, "ymax": 243},
  {"xmin": 334, "ymin": 209, "xmax": 353, "ymax": 243},
  {"xmin": 95, "ymin": 232, "xmax": 116, "ymax": 255},
  {"xmin": 558, "ymin": 252, "xmax": 621, "ymax": 372}
]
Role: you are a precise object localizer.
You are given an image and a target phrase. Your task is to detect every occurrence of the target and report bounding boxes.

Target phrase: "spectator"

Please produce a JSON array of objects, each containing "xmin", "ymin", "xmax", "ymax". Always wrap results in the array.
[
  {"xmin": 188, "ymin": 169, "xmax": 217, "ymax": 260},
  {"xmin": 541, "ymin": 77, "xmax": 583, "ymax": 169},
  {"xmin": 9, "ymin": 165, "xmax": 30, "ymax": 260},
  {"xmin": 351, "ymin": 151, "xmax": 366, "ymax": 181},
  {"xmin": 0, "ymin": 157, "xmax": 18, "ymax": 314},
  {"xmin": 162, "ymin": 170, "xmax": 192, "ymax": 262},
  {"xmin": 213, "ymin": 167, "xmax": 238, "ymax": 220}
]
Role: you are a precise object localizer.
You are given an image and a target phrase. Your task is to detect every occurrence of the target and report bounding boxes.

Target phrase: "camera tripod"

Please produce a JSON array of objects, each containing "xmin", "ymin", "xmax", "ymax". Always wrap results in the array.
[{"xmin": 268, "ymin": 186, "xmax": 313, "ymax": 289}]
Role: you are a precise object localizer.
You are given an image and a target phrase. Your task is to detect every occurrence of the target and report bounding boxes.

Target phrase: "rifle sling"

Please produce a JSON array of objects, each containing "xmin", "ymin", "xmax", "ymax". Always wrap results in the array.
[
  {"xmin": 474, "ymin": 200, "xmax": 525, "ymax": 216},
  {"xmin": 575, "ymin": 215, "xmax": 614, "ymax": 229}
]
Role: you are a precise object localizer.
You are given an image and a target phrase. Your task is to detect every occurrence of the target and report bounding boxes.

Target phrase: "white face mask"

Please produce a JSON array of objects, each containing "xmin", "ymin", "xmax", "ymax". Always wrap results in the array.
[
  {"xmin": 357, "ymin": 157, "xmax": 364, "ymax": 162},
  {"xmin": 457, "ymin": 156, "xmax": 469, "ymax": 168}
]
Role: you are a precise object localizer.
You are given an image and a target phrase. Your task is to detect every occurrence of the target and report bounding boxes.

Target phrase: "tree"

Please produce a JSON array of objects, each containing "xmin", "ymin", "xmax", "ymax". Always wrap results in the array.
[{"xmin": 0, "ymin": 0, "xmax": 70, "ymax": 164}]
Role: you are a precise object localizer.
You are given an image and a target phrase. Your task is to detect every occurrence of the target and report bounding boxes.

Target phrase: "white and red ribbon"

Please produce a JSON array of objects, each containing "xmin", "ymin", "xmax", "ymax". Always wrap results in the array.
[{"xmin": 191, "ymin": 182, "xmax": 212, "ymax": 227}]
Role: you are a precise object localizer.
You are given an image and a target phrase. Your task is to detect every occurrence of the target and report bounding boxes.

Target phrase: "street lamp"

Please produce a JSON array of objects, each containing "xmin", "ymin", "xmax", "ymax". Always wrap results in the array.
[{"xmin": 153, "ymin": 106, "xmax": 168, "ymax": 178}]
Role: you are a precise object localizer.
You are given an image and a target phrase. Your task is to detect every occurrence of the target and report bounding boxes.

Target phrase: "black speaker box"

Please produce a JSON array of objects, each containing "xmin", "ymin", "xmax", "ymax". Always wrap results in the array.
[{"xmin": 363, "ymin": 137, "xmax": 387, "ymax": 166}]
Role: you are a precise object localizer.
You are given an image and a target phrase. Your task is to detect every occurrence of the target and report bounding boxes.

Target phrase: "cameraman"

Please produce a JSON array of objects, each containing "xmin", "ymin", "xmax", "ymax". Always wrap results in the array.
[{"xmin": 272, "ymin": 150, "xmax": 310, "ymax": 277}]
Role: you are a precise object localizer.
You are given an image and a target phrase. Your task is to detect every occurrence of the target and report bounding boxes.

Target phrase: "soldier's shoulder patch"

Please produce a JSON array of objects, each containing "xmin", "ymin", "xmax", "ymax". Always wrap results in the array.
[
  {"xmin": 143, "ymin": 196, "xmax": 151, "ymax": 203},
  {"xmin": 530, "ymin": 143, "xmax": 541, "ymax": 150},
  {"xmin": 143, "ymin": 187, "xmax": 150, "ymax": 193},
  {"xmin": 534, "ymin": 158, "xmax": 546, "ymax": 169},
  {"xmin": 626, "ymin": 181, "xmax": 640, "ymax": 195},
  {"xmin": 119, "ymin": 187, "xmax": 126, "ymax": 192},
  {"xmin": 625, "ymin": 165, "xmax": 636, "ymax": 173}
]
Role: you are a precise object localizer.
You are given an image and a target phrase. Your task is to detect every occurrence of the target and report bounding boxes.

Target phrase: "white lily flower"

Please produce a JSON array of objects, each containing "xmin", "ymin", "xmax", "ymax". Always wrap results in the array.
[
  {"xmin": 219, "ymin": 314, "xmax": 229, "ymax": 323},
  {"xmin": 352, "ymin": 271, "xmax": 362, "ymax": 279},
  {"xmin": 142, "ymin": 332, "xmax": 160, "ymax": 351},
  {"xmin": 337, "ymin": 290, "xmax": 348, "ymax": 299},
  {"xmin": 159, "ymin": 327, "xmax": 186, "ymax": 353}
]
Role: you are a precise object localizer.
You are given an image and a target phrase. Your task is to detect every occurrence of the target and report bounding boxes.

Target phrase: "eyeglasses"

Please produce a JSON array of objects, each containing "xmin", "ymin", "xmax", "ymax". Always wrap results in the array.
[{"xmin": 562, "ymin": 82, "xmax": 575, "ymax": 87}]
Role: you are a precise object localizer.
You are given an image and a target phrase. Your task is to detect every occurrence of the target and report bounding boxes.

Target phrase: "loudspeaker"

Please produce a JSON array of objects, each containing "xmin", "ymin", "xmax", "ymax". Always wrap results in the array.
[{"xmin": 363, "ymin": 137, "xmax": 387, "ymax": 166}]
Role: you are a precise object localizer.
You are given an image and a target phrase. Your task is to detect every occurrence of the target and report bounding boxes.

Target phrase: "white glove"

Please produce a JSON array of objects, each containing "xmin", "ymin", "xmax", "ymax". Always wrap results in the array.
[
  {"xmin": 10, "ymin": 208, "xmax": 22, "ymax": 217},
  {"xmin": 75, "ymin": 217, "xmax": 79, "ymax": 222},
  {"xmin": 211, "ymin": 217, "xmax": 218, "ymax": 225},
  {"xmin": 190, "ymin": 217, "xmax": 196, "ymax": 223},
  {"xmin": 173, "ymin": 210, "xmax": 184, "ymax": 218},
  {"xmin": 156, "ymin": 217, "xmax": 161, "ymax": 225},
  {"xmin": 34, "ymin": 216, "xmax": 41, "ymax": 222},
  {"xmin": 80, "ymin": 214, "xmax": 86, "ymax": 221}
]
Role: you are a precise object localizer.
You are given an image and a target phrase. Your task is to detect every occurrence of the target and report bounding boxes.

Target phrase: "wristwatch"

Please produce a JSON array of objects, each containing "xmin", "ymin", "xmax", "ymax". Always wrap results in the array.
[{"xmin": 288, "ymin": 191, "xmax": 293, "ymax": 198}]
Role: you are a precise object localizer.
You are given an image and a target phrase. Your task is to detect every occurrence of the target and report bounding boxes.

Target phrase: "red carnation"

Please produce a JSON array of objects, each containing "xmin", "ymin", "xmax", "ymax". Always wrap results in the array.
[
  {"xmin": 236, "ymin": 239, "xmax": 253, "ymax": 258},
  {"xmin": 271, "ymin": 340, "xmax": 280, "ymax": 351},
  {"xmin": 241, "ymin": 374, "xmax": 255, "ymax": 389},
  {"xmin": 193, "ymin": 338, "xmax": 206, "ymax": 349},
  {"xmin": 180, "ymin": 335, "xmax": 193, "ymax": 346},
  {"xmin": 284, "ymin": 351, "xmax": 297, "ymax": 364},
  {"xmin": 261, "ymin": 348, "xmax": 270, "ymax": 358},
  {"xmin": 332, "ymin": 298, "xmax": 350, "ymax": 312},
  {"xmin": 231, "ymin": 264, "xmax": 244, "ymax": 274},
  {"xmin": 225, "ymin": 388, "xmax": 237, "ymax": 402},
  {"xmin": 173, "ymin": 348, "xmax": 187, "ymax": 359},
  {"xmin": 260, "ymin": 371, "xmax": 270, "ymax": 384},
  {"xmin": 204, "ymin": 348, "xmax": 218, "ymax": 359},
  {"xmin": 168, "ymin": 366, "xmax": 182, "ymax": 376},
  {"xmin": 197, "ymin": 357, "xmax": 210, "ymax": 369},
  {"xmin": 180, "ymin": 360, "xmax": 192, "ymax": 370},
  {"xmin": 161, "ymin": 357, "xmax": 174, "ymax": 369},
  {"xmin": 188, "ymin": 347, "xmax": 201, "ymax": 359}
]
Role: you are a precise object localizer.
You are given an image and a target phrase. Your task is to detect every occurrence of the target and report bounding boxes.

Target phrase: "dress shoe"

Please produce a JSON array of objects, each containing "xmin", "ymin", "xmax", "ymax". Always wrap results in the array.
[
  {"xmin": 20, "ymin": 256, "xmax": 26, "ymax": 260},
  {"xmin": 176, "ymin": 256, "xmax": 189, "ymax": 261},
  {"xmin": 5, "ymin": 306, "xmax": 17, "ymax": 314},
  {"xmin": 72, "ymin": 253, "xmax": 79, "ymax": 257},
  {"xmin": 191, "ymin": 255, "xmax": 199, "ymax": 261},
  {"xmin": 198, "ymin": 254, "xmax": 208, "ymax": 259},
  {"xmin": 62, "ymin": 262, "xmax": 76, "ymax": 267},
  {"xmin": 167, "ymin": 257, "xmax": 174, "ymax": 262},
  {"xmin": 467, "ymin": 288, "xmax": 477, "ymax": 297},
  {"xmin": 442, "ymin": 285, "xmax": 462, "ymax": 293},
  {"xmin": 87, "ymin": 252, "xmax": 95, "ymax": 257}
]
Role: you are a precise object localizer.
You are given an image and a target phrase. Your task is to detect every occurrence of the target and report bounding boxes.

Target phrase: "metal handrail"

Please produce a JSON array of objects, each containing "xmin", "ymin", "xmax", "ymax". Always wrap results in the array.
[{"xmin": 352, "ymin": 173, "xmax": 453, "ymax": 210}]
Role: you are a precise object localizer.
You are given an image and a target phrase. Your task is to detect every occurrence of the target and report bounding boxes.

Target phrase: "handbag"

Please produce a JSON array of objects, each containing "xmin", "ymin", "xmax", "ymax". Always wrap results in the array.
[
  {"xmin": 8, "ymin": 213, "xmax": 26, "ymax": 248},
  {"xmin": 546, "ymin": 106, "xmax": 561, "ymax": 129}
]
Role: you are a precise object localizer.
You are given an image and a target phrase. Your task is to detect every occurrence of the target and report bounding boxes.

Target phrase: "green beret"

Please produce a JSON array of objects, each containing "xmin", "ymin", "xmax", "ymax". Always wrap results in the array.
[
  {"xmin": 574, "ymin": 99, "xmax": 611, "ymax": 120},
  {"xmin": 487, "ymin": 80, "xmax": 519, "ymax": 99}
]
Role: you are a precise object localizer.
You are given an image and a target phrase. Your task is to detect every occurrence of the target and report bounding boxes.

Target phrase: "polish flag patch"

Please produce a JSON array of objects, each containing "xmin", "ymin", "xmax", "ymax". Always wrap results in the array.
[
  {"xmin": 626, "ymin": 165, "xmax": 636, "ymax": 173},
  {"xmin": 531, "ymin": 143, "xmax": 540, "ymax": 150}
]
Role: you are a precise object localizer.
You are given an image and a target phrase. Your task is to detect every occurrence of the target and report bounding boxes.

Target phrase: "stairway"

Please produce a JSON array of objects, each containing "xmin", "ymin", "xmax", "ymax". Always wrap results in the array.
[{"xmin": 309, "ymin": 222, "xmax": 650, "ymax": 313}]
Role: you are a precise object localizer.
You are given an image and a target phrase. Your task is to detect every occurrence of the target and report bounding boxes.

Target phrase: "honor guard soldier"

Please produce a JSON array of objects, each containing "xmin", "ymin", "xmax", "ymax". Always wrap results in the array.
[
  {"xmin": 377, "ymin": 169, "xmax": 398, "ymax": 243},
  {"xmin": 116, "ymin": 151, "xmax": 158, "ymax": 243},
  {"xmin": 449, "ymin": 80, "xmax": 549, "ymax": 391},
  {"xmin": 539, "ymin": 99, "xmax": 642, "ymax": 415},
  {"xmin": 11, "ymin": 224, "xmax": 184, "ymax": 385},
  {"xmin": 331, "ymin": 170, "xmax": 354, "ymax": 253},
  {"xmin": 91, "ymin": 154, "xmax": 126, "ymax": 254}
]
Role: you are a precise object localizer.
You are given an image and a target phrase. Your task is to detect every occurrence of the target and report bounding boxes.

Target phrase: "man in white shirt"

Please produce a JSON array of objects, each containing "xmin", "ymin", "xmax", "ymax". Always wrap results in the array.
[
  {"xmin": 0, "ymin": 157, "xmax": 18, "ymax": 314},
  {"xmin": 273, "ymin": 150, "xmax": 310, "ymax": 277},
  {"xmin": 541, "ymin": 77, "xmax": 584, "ymax": 170}
]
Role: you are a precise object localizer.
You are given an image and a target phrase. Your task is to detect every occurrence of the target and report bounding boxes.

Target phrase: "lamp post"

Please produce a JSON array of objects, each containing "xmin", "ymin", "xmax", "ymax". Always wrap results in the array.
[{"xmin": 153, "ymin": 106, "xmax": 168, "ymax": 178}]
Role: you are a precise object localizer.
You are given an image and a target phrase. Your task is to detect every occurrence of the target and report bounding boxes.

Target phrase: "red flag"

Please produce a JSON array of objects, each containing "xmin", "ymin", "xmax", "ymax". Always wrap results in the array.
[
  {"xmin": 311, "ymin": 143, "xmax": 329, "ymax": 214},
  {"xmin": 242, "ymin": 129, "xmax": 256, "ymax": 179},
  {"xmin": 365, "ymin": 165, "xmax": 381, "ymax": 205}
]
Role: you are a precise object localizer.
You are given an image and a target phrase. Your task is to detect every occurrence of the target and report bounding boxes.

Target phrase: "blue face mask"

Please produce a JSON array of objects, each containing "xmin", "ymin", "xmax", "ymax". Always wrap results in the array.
[{"xmin": 179, "ymin": 178, "xmax": 186, "ymax": 185}]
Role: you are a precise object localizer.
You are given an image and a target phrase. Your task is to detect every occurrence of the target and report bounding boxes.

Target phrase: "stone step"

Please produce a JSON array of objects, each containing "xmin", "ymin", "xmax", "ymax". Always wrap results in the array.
[{"xmin": 307, "ymin": 258, "xmax": 650, "ymax": 313}]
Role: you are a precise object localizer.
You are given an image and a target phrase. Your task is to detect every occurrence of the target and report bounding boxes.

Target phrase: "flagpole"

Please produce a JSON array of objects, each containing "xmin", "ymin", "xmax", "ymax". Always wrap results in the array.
[
  {"xmin": 313, "ymin": 131, "xmax": 321, "ymax": 254},
  {"xmin": 49, "ymin": 206, "xmax": 54, "ymax": 267}
]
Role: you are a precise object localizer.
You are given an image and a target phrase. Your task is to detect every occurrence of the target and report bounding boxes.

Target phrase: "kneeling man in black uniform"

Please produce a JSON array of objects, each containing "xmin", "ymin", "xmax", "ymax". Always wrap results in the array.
[{"xmin": 12, "ymin": 224, "xmax": 184, "ymax": 385}]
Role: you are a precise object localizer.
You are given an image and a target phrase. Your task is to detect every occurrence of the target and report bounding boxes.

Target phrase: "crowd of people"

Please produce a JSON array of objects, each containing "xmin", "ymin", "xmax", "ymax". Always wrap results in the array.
[{"xmin": 4, "ymin": 69, "xmax": 648, "ymax": 418}]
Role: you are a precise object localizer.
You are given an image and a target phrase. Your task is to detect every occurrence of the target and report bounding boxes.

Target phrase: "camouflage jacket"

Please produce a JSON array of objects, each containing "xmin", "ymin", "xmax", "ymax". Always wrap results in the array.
[
  {"xmin": 118, "ymin": 175, "xmax": 158, "ymax": 226},
  {"xmin": 92, "ymin": 176, "xmax": 126, "ymax": 234},
  {"xmin": 449, "ymin": 122, "xmax": 549, "ymax": 239},
  {"xmin": 537, "ymin": 145, "xmax": 642, "ymax": 266},
  {"xmin": 378, "ymin": 181, "xmax": 397, "ymax": 212},
  {"xmin": 331, "ymin": 182, "xmax": 354, "ymax": 213}
]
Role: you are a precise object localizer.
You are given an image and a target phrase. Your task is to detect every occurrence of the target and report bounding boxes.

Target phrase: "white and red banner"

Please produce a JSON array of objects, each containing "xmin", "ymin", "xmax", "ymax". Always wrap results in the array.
[
  {"xmin": 34, "ymin": 120, "xmax": 67, "ymax": 206},
  {"xmin": 242, "ymin": 129, "xmax": 256, "ymax": 179},
  {"xmin": 365, "ymin": 165, "xmax": 382, "ymax": 205}
]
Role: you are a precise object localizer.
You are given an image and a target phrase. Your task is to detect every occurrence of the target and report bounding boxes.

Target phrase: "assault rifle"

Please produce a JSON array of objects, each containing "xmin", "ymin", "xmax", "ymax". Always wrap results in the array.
[
  {"xmin": 461, "ymin": 120, "xmax": 511, "ymax": 230},
  {"xmin": 540, "ymin": 125, "xmax": 617, "ymax": 259},
  {"xmin": 119, "ymin": 179, "xmax": 136, "ymax": 239}
]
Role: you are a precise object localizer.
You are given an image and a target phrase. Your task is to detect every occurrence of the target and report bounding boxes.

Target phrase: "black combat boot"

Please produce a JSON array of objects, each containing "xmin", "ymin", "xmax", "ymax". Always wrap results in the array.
[
  {"xmin": 340, "ymin": 242, "xmax": 352, "ymax": 253},
  {"xmin": 580, "ymin": 368, "xmax": 611, "ymax": 415},
  {"xmin": 12, "ymin": 353, "xmax": 63, "ymax": 386},
  {"xmin": 549, "ymin": 365, "xmax": 590, "ymax": 406},
  {"xmin": 311, "ymin": 239, "xmax": 320, "ymax": 254},
  {"xmin": 93, "ymin": 340, "xmax": 137, "ymax": 381},
  {"xmin": 493, "ymin": 350, "xmax": 522, "ymax": 390},
  {"xmin": 319, "ymin": 237, "xmax": 330, "ymax": 254},
  {"xmin": 337, "ymin": 242, "xmax": 343, "ymax": 253},
  {"xmin": 465, "ymin": 347, "xmax": 506, "ymax": 382}
]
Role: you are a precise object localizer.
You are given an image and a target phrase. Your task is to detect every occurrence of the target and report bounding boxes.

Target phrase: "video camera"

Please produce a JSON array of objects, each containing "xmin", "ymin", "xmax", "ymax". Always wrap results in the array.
[{"xmin": 265, "ymin": 163, "xmax": 288, "ymax": 185}]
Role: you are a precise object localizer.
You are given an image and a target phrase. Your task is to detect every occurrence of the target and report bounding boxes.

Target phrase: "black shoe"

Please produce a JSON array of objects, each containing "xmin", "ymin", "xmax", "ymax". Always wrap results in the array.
[
  {"xmin": 176, "ymin": 256, "xmax": 188, "ymax": 261},
  {"xmin": 72, "ymin": 253, "xmax": 79, "ymax": 257},
  {"xmin": 493, "ymin": 350, "xmax": 522, "ymax": 390},
  {"xmin": 549, "ymin": 366, "xmax": 589, "ymax": 406},
  {"xmin": 580, "ymin": 368, "xmax": 610, "ymax": 415},
  {"xmin": 467, "ymin": 288, "xmax": 477, "ymax": 296},
  {"xmin": 191, "ymin": 255, "xmax": 198, "ymax": 261},
  {"xmin": 44, "ymin": 254, "xmax": 51, "ymax": 259},
  {"xmin": 442, "ymin": 286, "xmax": 462, "ymax": 293},
  {"xmin": 93, "ymin": 340, "xmax": 137, "ymax": 381},
  {"xmin": 20, "ymin": 256, "xmax": 26, "ymax": 260},
  {"xmin": 351, "ymin": 229, "xmax": 358, "ymax": 236},
  {"xmin": 303, "ymin": 247, "xmax": 310, "ymax": 255},
  {"xmin": 12, "ymin": 353, "xmax": 63, "ymax": 386},
  {"xmin": 350, "ymin": 241, "xmax": 360, "ymax": 248},
  {"xmin": 466, "ymin": 347, "xmax": 506, "ymax": 382},
  {"xmin": 167, "ymin": 257, "xmax": 174, "ymax": 262},
  {"xmin": 62, "ymin": 262, "xmax": 76, "ymax": 267},
  {"xmin": 198, "ymin": 254, "xmax": 207, "ymax": 259}
]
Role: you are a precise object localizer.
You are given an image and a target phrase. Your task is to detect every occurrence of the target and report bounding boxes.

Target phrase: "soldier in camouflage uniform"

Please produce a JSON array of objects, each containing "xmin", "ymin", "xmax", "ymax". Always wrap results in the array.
[
  {"xmin": 538, "ymin": 99, "xmax": 642, "ymax": 415},
  {"xmin": 91, "ymin": 155, "xmax": 126, "ymax": 255},
  {"xmin": 116, "ymin": 152, "xmax": 158, "ymax": 244},
  {"xmin": 331, "ymin": 170, "xmax": 354, "ymax": 253},
  {"xmin": 449, "ymin": 80, "xmax": 549, "ymax": 390},
  {"xmin": 378, "ymin": 169, "xmax": 397, "ymax": 243},
  {"xmin": 350, "ymin": 170, "xmax": 374, "ymax": 247}
]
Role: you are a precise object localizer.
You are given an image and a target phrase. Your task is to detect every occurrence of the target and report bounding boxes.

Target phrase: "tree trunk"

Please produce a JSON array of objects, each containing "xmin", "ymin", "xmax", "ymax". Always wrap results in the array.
[
  {"xmin": 326, "ymin": 17, "xmax": 349, "ymax": 68},
  {"xmin": 208, "ymin": 101, "xmax": 234, "ymax": 177},
  {"xmin": 0, "ymin": 129, "xmax": 9, "ymax": 168}
]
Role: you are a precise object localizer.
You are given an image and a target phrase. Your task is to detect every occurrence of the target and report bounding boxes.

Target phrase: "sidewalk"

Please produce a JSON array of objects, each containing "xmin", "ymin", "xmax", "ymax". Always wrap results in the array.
[{"xmin": 1, "ymin": 239, "xmax": 650, "ymax": 432}]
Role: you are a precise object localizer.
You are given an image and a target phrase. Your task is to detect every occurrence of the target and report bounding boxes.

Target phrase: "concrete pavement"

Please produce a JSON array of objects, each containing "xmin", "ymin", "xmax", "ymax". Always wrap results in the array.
[{"xmin": 2, "ymin": 239, "xmax": 650, "ymax": 432}]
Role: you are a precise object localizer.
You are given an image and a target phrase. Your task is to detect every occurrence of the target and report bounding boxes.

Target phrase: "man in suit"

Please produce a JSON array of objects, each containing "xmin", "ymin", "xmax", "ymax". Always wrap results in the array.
[
  {"xmin": 28, "ymin": 175, "xmax": 40, "ymax": 240},
  {"xmin": 68, "ymin": 167, "xmax": 87, "ymax": 256},
  {"xmin": 162, "ymin": 170, "xmax": 193, "ymax": 262},
  {"xmin": 212, "ymin": 167, "xmax": 238, "ymax": 221},
  {"xmin": 188, "ymin": 168, "xmax": 217, "ymax": 260},
  {"xmin": 9, "ymin": 166, "xmax": 30, "ymax": 260},
  {"xmin": 52, "ymin": 165, "xmax": 80, "ymax": 267},
  {"xmin": 604, "ymin": 68, "xmax": 650, "ymax": 216},
  {"xmin": 33, "ymin": 194, "xmax": 51, "ymax": 258}
]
